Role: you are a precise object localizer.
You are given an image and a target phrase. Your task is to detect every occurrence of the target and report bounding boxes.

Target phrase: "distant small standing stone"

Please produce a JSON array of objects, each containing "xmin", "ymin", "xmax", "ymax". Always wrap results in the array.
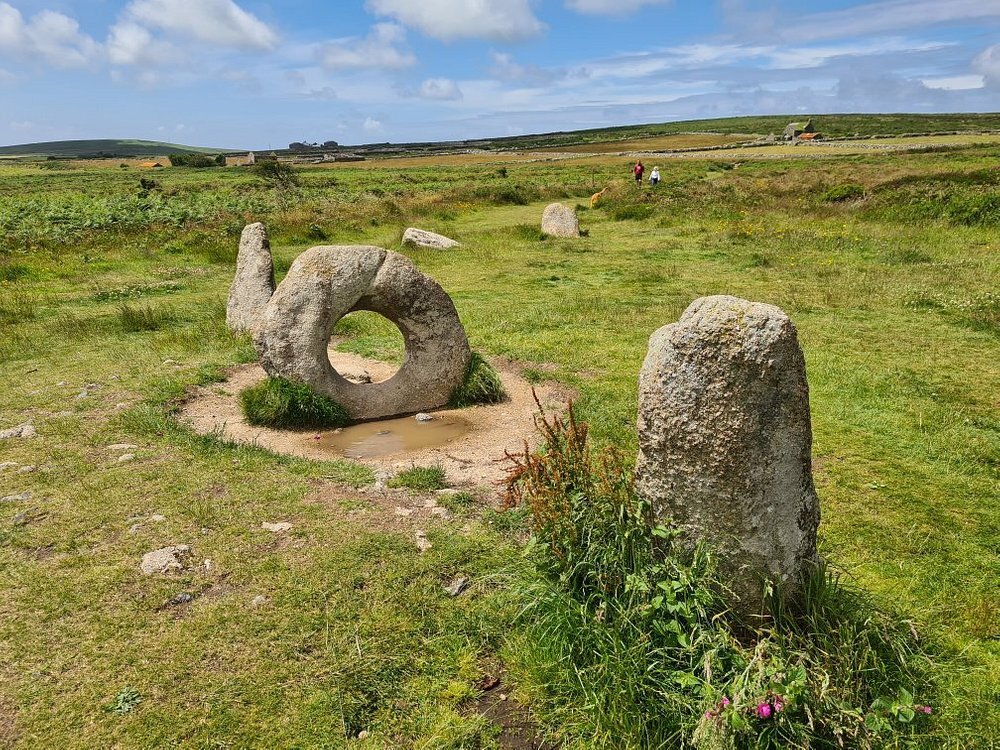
[
  {"xmin": 541, "ymin": 203, "xmax": 581, "ymax": 238},
  {"xmin": 635, "ymin": 295, "xmax": 820, "ymax": 615},
  {"xmin": 140, "ymin": 545, "xmax": 191, "ymax": 575},
  {"xmin": 402, "ymin": 227, "xmax": 461, "ymax": 249}
]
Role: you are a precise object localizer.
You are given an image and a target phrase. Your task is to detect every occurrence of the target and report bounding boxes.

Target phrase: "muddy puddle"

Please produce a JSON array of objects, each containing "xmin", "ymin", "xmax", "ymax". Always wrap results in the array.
[{"xmin": 321, "ymin": 414, "xmax": 474, "ymax": 458}]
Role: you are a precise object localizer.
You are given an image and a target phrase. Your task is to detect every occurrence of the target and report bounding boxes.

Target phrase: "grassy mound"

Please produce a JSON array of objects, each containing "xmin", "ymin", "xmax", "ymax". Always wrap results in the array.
[
  {"xmin": 388, "ymin": 465, "xmax": 448, "ymax": 491},
  {"xmin": 239, "ymin": 377, "xmax": 350, "ymax": 429},
  {"xmin": 449, "ymin": 352, "xmax": 508, "ymax": 408},
  {"xmin": 503, "ymin": 404, "xmax": 934, "ymax": 749}
]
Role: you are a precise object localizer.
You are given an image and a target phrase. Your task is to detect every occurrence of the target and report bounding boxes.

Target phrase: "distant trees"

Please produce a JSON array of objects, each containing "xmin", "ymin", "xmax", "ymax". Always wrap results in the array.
[{"xmin": 288, "ymin": 140, "xmax": 339, "ymax": 151}]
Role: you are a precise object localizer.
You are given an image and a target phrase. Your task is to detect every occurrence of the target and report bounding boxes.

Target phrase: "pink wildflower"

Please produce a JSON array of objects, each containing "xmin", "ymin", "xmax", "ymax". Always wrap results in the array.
[
  {"xmin": 721, "ymin": 697, "xmax": 731, "ymax": 708},
  {"xmin": 773, "ymin": 697, "xmax": 784, "ymax": 713},
  {"xmin": 918, "ymin": 705, "xmax": 932, "ymax": 715},
  {"xmin": 757, "ymin": 703, "xmax": 772, "ymax": 719}
]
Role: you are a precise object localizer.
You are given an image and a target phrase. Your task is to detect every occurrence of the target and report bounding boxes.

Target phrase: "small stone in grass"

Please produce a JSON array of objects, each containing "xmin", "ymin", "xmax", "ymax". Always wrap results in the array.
[
  {"xmin": 117, "ymin": 453, "xmax": 136, "ymax": 464},
  {"xmin": 262, "ymin": 521, "xmax": 292, "ymax": 533},
  {"xmin": 1, "ymin": 492, "xmax": 32, "ymax": 503},
  {"xmin": 251, "ymin": 595, "xmax": 268, "ymax": 607},
  {"xmin": 167, "ymin": 592, "xmax": 195, "ymax": 607},
  {"xmin": 444, "ymin": 577, "xmax": 469, "ymax": 597},
  {"xmin": 139, "ymin": 545, "xmax": 190, "ymax": 575},
  {"xmin": 0, "ymin": 423, "xmax": 36, "ymax": 440},
  {"xmin": 16, "ymin": 465, "xmax": 36, "ymax": 474},
  {"xmin": 415, "ymin": 530, "xmax": 432, "ymax": 553},
  {"xmin": 0, "ymin": 462, "xmax": 18, "ymax": 472}
]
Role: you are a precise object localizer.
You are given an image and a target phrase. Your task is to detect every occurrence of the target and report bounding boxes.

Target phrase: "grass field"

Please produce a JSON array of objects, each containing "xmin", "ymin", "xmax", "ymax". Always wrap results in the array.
[{"xmin": 0, "ymin": 135, "xmax": 998, "ymax": 747}]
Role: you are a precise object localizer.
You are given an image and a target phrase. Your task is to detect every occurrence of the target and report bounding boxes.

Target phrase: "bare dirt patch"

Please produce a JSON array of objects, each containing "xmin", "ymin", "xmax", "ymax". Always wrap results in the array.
[{"xmin": 179, "ymin": 350, "xmax": 570, "ymax": 488}]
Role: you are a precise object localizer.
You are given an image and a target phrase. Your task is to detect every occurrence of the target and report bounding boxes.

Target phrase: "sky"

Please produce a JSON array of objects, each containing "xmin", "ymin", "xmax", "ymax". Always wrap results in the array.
[{"xmin": 0, "ymin": 0, "xmax": 998, "ymax": 149}]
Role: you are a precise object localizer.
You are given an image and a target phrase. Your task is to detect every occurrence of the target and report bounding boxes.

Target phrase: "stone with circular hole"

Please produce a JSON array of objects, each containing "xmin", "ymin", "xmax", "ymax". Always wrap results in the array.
[{"xmin": 253, "ymin": 245, "xmax": 471, "ymax": 420}]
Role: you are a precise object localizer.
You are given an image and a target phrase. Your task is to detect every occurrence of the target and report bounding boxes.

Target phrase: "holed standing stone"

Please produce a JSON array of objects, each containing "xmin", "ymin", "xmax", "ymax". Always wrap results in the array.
[{"xmin": 635, "ymin": 295, "xmax": 820, "ymax": 616}]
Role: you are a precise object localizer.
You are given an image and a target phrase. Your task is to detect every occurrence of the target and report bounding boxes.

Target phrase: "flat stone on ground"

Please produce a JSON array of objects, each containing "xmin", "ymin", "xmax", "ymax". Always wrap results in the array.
[
  {"xmin": 402, "ymin": 227, "xmax": 461, "ymax": 249},
  {"xmin": 140, "ymin": 545, "xmax": 191, "ymax": 575}
]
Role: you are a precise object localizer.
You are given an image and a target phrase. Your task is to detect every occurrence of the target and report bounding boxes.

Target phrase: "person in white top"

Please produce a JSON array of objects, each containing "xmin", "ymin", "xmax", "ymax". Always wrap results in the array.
[{"xmin": 649, "ymin": 167, "xmax": 661, "ymax": 186}]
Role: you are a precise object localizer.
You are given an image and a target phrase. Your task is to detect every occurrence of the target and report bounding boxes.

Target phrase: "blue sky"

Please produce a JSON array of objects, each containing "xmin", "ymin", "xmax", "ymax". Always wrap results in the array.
[{"xmin": 0, "ymin": 0, "xmax": 998, "ymax": 148}]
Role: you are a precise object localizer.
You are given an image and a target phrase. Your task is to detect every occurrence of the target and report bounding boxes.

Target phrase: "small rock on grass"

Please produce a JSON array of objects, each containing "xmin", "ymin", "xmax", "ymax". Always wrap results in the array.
[
  {"xmin": 415, "ymin": 530, "xmax": 432, "ymax": 553},
  {"xmin": 117, "ymin": 454, "xmax": 136, "ymax": 464},
  {"xmin": 140, "ymin": 545, "xmax": 190, "ymax": 575},
  {"xmin": 13, "ymin": 508, "xmax": 45, "ymax": 527},
  {"xmin": 0, "ymin": 423, "xmax": 36, "ymax": 440},
  {"xmin": 167, "ymin": 592, "xmax": 195, "ymax": 607},
  {"xmin": 262, "ymin": 521, "xmax": 292, "ymax": 533},
  {"xmin": 16, "ymin": 465, "xmax": 36, "ymax": 474},
  {"xmin": 1, "ymin": 492, "xmax": 32, "ymax": 503},
  {"xmin": 251, "ymin": 595, "xmax": 268, "ymax": 607},
  {"xmin": 444, "ymin": 577, "xmax": 470, "ymax": 597},
  {"xmin": 0, "ymin": 462, "xmax": 18, "ymax": 472}
]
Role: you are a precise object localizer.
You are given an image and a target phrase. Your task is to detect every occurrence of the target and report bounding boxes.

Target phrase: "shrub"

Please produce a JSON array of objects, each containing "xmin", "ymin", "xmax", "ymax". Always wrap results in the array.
[
  {"xmin": 821, "ymin": 183, "xmax": 866, "ymax": 202},
  {"xmin": 239, "ymin": 377, "xmax": 350, "ymax": 429},
  {"xmin": 167, "ymin": 153, "xmax": 218, "ymax": 168},
  {"xmin": 449, "ymin": 352, "xmax": 507, "ymax": 408},
  {"xmin": 388, "ymin": 465, "xmax": 447, "ymax": 491},
  {"xmin": 503, "ymin": 402, "xmax": 934, "ymax": 749},
  {"xmin": 253, "ymin": 160, "xmax": 299, "ymax": 187}
]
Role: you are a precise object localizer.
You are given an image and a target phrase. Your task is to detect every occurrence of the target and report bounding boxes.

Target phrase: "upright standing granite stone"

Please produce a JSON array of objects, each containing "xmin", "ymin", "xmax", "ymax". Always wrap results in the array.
[
  {"xmin": 226, "ymin": 222, "xmax": 275, "ymax": 332},
  {"xmin": 635, "ymin": 295, "xmax": 820, "ymax": 615},
  {"xmin": 541, "ymin": 203, "xmax": 580, "ymax": 238}
]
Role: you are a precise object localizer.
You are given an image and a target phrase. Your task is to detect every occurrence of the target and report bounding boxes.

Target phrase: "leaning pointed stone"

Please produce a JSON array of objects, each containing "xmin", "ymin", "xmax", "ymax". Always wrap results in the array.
[{"xmin": 226, "ymin": 222, "xmax": 276, "ymax": 333}]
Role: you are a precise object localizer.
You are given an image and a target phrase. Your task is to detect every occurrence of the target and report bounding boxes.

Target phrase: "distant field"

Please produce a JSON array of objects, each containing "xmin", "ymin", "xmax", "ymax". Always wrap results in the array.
[{"xmin": 533, "ymin": 133, "xmax": 749, "ymax": 154}]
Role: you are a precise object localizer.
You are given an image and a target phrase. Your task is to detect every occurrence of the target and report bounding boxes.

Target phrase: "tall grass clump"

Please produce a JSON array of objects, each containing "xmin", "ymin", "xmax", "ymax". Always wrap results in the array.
[
  {"xmin": 117, "ymin": 302, "xmax": 175, "ymax": 332},
  {"xmin": 240, "ymin": 377, "xmax": 350, "ymax": 429},
  {"xmin": 0, "ymin": 288, "xmax": 38, "ymax": 324},
  {"xmin": 449, "ymin": 352, "xmax": 507, "ymax": 408},
  {"xmin": 503, "ymin": 403, "xmax": 935, "ymax": 749}
]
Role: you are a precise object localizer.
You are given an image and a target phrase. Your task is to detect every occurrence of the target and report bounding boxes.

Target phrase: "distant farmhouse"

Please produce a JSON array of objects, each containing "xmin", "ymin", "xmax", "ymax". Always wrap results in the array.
[{"xmin": 783, "ymin": 118, "xmax": 819, "ymax": 140}]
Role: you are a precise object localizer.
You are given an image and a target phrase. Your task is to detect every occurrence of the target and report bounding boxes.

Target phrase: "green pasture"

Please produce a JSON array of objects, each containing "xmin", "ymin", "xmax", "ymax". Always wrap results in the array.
[{"xmin": 0, "ymin": 143, "xmax": 997, "ymax": 747}]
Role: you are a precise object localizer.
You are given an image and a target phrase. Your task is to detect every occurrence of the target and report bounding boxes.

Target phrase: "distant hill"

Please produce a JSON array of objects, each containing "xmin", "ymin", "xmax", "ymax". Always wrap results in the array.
[
  {"xmin": 330, "ymin": 112, "xmax": 1000, "ymax": 157},
  {"xmin": 0, "ymin": 139, "xmax": 234, "ymax": 159}
]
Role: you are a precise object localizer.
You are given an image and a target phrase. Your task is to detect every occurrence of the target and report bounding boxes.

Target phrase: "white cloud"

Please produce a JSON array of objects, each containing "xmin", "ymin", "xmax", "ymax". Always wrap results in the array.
[
  {"xmin": 418, "ymin": 77, "xmax": 462, "ymax": 100},
  {"xmin": 106, "ymin": 21, "xmax": 177, "ymax": 66},
  {"xmin": 921, "ymin": 74, "xmax": 985, "ymax": 91},
  {"xmin": 0, "ymin": 3, "xmax": 100, "ymax": 68},
  {"xmin": 363, "ymin": 116, "xmax": 384, "ymax": 134},
  {"xmin": 974, "ymin": 44, "xmax": 1000, "ymax": 88},
  {"xmin": 365, "ymin": 0, "xmax": 544, "ymax": 41},
  {"xmin": 489, "ymin": 51, "xmax": 557, "ymax": 84},
  {"xmin": 122, "ymin": 0, "xmax": 278, "ymax": 50},
  {"xmin": 0, "ymin": 67, "xmax": 13, "ymax": 83},
  {"xmin": 777, "ymin": 0, "xmax": 1000, "ymax": 43},
  {"xmin": 320, "ymin": 23, "xmax": 415, "ymax": 71},
  {"xmin": 566, "ymin": 0, "xmax": 669, "ymax": 15}
]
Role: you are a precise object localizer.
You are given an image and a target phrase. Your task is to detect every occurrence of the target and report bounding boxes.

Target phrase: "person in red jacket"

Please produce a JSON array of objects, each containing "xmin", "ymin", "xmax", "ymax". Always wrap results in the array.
[{"xmin": 633, "ymin": 159, "xmax": 645, "ymax": 187}]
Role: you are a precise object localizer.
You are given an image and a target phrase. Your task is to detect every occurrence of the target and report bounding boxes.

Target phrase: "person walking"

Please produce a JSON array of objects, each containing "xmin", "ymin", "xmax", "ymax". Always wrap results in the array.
[
  {"xmin": 633, "ymin": 160, "xmax": 645, "ymax": 187},
  {"xmin": 649, "ymin": 166, "xmax": 660, "ymax": 186}
]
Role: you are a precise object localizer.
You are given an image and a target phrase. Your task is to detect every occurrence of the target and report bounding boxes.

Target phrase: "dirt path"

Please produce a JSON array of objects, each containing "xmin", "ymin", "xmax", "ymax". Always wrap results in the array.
[{"xmin": 180, "ymin": 349, "xmax": 571, "ymax": 489}]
